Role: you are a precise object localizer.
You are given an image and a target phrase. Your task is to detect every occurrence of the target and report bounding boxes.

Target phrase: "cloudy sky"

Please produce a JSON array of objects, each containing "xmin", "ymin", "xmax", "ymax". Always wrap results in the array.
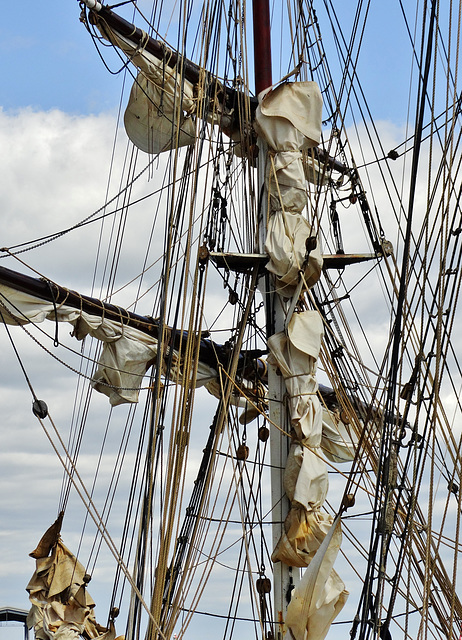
[
  {"xmin": 0, "ymin": 3, "xmax": 138, "ymax": 636},
  {"xmin": 0, "ymin": 1, "xmax": 455, "ymax": 639}
]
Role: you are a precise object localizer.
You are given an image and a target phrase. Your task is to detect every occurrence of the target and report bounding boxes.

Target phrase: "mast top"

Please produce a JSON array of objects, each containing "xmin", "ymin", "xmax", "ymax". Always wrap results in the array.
[
  {"xmin": 81, "ymin": 0, "xmax": 102, "ymax": 11},
  {"xmin": 252, "ymin": 0, "xmax": 272, "ymax": 95}
]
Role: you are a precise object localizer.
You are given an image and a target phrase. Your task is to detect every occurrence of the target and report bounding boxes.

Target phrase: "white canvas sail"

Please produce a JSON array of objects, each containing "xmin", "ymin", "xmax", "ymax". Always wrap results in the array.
[
  {"xmin": 255, "ymin": 82, "xmax": 323, "ymax": 297},
  {"xmin": 93, "ymin": 21, "xmax": 198, "ymax": 154},
  {"xmin": 0, "ymin": 285, "xmax": 217, "ymax": 405},
  {"xmin": 254, "ymin": 79, "xmax": 347, "ymax": 638},
  {"xmin": 268, "ymin": 311, "xmax": 348, "ymax": 636},
  {"xmin": 27, "ymin": 536, "xmax": 116, "ymax": 640}
]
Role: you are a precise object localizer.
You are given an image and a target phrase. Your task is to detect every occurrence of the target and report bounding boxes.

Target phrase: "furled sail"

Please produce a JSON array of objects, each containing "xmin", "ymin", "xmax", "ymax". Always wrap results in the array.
[
  {"xmin": 92, "ymin": 16, "xmax": 197, "ymax": 154},
  {"xmin": 255, "ymin": 81, "xmax": 324, "ymax": 297},
  {"xmin": 284, "ymin": 516, "xmax": 347, "ymax": 640},
  {"xmin": 320, "ymin": 409, "xmax": 357, "ymax": 463},
  {"xmin": 91, "ymin": 10, "xmax": 245, "ymax": 154},
  {"xmin": 0, "ymin": 283, "xmax": 262, "ymax": 407},
  {"xmin": 26, "ymin": 516, "xmax": 118, "ymax": 640},
  {"xmin": 268, "ymin": 312, "xmax": 348, "ymax": 639},
  {"xmin": 256, "ymin": 80, "xmax": 347, "ymax": 639},
  {"xmin": 0, "ymin": 285, "xmax": 216, "ymax": 405},
  {"xmin": 269, "ymin": 311, "xmax": 329, "ymax": 565},
  {"xmin": 124, "ymin": 71, "xmax": 196, "ymax": 155}
]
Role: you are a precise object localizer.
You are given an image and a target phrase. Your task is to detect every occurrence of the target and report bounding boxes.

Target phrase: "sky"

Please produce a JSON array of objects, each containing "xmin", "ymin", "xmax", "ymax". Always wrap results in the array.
[
  {"xmin": 0, "ymin": 1, "xmax": 459, "ymax": 639},
  {"xmin": 0, "ymin": 1, "xmax": 416, "ymax": 119},
  {"xmin": 1, "ymin": 4, "xmax": 138, "ymax": 637},
  {"xmin": 0, "ymin": 2, "xmax": 121, "ymax": 114}
]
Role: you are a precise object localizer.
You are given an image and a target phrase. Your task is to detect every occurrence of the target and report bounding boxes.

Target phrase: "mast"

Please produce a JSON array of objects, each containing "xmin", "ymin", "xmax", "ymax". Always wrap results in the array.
[
  {"xmin": 252, "ymin": 2, "xmax": 294, "ymax": 638},
  {"xmin": 252, "ymin": 0, "xmax": 272, "ymax": 96}
]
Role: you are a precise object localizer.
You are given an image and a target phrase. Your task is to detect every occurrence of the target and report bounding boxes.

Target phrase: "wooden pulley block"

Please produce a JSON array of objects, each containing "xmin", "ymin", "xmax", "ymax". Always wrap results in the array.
[{"xmin": 236, "ymin": 444, "xmax": 249, "ymax": 460}]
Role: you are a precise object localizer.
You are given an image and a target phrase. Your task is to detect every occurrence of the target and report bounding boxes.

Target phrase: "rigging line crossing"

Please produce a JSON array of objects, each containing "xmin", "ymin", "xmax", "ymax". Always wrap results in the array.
[
  {"xmin": 36, "ymin": 410, "xmax": 169, "ymax": 640},
  {"xmin": 152, "ymin": 122, "xmax": 226, "ymax": 632},
  {"xmin": 168, "ymin": 602, "xmax": 427, "ymax": 625},
  {"xmin": 220, "ymin": 442, "xmax": 270, "ymax": 639},
  {"xmin": 354, "ymin": 2, "xmax": 440, "ymax": 637},
  {"xmin": 159, "ymin": 287, "xmax": 268, "ymax": 615},
  {"xmin": 319, "ymin": 1, "xmax": 459, "ymax": 278},
  {"xmin": 381, "ymin": 175, "xmax": 462, "ymax": 465},
  {"xmin": 161, "ymin": 269, "xmax": 262, "ymax": 637},
  {"xmin": 1, "ymin": 150, "xmax": 225, "ymax": 257},
  {"xmin": 84, "ymin": 404, "xmax": 139, "ymax": 575},
  {"xmin": 0, "ymin": 302, "xmax": 167, "ymax": 637},
  {"xmin": 157, "ymin": 292, "xmax": 256, "ymax": 636}
]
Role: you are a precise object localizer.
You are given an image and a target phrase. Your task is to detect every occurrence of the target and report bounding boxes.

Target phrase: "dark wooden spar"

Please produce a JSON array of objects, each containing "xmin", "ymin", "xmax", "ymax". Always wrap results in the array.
[{"xmin": 0, "ymin": 264, "xmax": 265, "ymax": 379}]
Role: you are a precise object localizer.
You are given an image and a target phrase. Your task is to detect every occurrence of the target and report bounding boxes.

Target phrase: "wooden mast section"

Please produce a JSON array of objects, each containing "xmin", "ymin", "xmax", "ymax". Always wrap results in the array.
[{"xmin": 252, "ymin": 0, "xmax": 272, "ymax": 95}]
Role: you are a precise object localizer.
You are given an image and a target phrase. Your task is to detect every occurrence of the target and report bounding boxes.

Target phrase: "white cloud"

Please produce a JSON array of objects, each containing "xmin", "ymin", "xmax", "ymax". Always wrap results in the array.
[
  {"xmin": 0, "ymin": 101, "xmax": 228, "ymax": 628},
  {"xmin": 0, "ymin": 105, "xmax": 461, "ymax": 640}
]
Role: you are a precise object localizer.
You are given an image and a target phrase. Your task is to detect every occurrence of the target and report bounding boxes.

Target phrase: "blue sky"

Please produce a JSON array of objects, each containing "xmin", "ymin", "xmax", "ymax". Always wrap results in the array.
[
  {"xmin": 0, "ymin": 1, "xmax": 120, "ymax": 114},
  {"xmin": 0, "ymin": 0, "xmax": 417, "ymax": 123}
]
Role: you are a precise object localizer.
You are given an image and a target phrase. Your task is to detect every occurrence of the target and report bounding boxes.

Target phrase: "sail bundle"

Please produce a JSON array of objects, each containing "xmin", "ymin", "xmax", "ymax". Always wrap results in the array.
[
  {"xmin": 267, "ymin": 313, "xmax": 348, "ymax": 640},
  {"xmin": 92, "ymin": 12, "xmax": 243, "ymax": 155},
  {"xmin": 255, "ymin": 81, "xmax": 348, "ymax": 639},
  {"xmin": 26, "ymin": 517, "xmax": 117, "ymax": 640},
  {"xmin": 94, "ymin": 23, "xmax": 197, "ymax": 154},
  {"xmin": 27, "ymin": 541, "xmax": 116, "ymax": 640},
  {"xmin": 255, "ymin": 82, "xmax": 324, "ymax": 297},
  {"xmin": 0, "ymin": 284, "xmax": 219, "ymax": 405},
  {"xmin": 0, "ymin": 284, "xmax": 267, "ymax": 408}
]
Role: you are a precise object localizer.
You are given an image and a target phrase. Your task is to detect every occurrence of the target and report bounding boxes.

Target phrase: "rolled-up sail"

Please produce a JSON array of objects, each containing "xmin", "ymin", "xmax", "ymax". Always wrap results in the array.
[
  {"xmin": 0, "ymin": 282, "xmax": 267, "ymax": 408},
  {"xmin": 0, "ymin": 284, "xmax": 217, "ymax": 406},
  {"xmin": 91, "ymin": 10, "xmax": 242, "ymax": 154},
  {"xmin": 27, "ymin": 517, "xmax": 117, "ymax": 640},
  {"xmin": 93, "ymin": 22, "xmax": 197, "ymax": 154},
  {"xmin": 268, "ymin": 311, "xmax": 348, "ymax": 639},
  {"xmin": 256, "ymin": 80, "xmax": 347, "ymax": 640},
  {"xmin": 255, "ymin": 81, "xmax": 324, "ymax": 297}
]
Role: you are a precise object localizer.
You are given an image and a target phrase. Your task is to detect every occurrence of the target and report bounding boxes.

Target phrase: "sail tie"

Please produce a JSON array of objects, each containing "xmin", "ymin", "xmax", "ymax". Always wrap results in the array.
[{"xmin": 43, "ymin": 279, "xmax": 60, "ymax": 347}]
